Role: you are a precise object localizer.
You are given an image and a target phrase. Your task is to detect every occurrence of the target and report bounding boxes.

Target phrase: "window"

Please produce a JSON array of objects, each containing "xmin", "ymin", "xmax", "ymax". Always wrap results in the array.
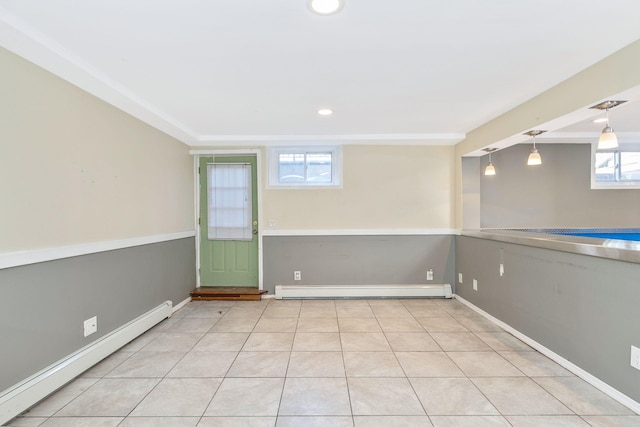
[
  {"xmin": 592, "ymin": 143, "xmax": 640, "ymax": 189},
  {"xmin": 268, "ymin": 146, "xmax": 341, "ymax": 187},
  {"xmin": 207, "ymin": 163, "xmax": 253, "ymax": 240}
]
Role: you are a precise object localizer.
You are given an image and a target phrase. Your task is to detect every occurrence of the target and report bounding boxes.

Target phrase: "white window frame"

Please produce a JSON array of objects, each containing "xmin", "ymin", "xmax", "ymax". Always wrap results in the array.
[
  {"xmin": 591, "ymin": 142, "xmax": 640, "ymax": 189},
  {"xmin": 268, "ymin": 146, "xmax": 342, "ymax": 188}
]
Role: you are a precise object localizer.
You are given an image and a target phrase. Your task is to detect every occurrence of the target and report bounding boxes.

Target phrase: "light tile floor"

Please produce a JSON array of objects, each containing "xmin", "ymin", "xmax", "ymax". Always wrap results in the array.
[{"xmin": 6, "ymin": 298, "xmax": 640, "ymax": 427}]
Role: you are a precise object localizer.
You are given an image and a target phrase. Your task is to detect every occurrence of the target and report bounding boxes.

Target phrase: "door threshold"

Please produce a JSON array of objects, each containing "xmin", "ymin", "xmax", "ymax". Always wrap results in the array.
[{"xmin": 191, "ymin": 286, "xmax": 267, "ymax": 301}]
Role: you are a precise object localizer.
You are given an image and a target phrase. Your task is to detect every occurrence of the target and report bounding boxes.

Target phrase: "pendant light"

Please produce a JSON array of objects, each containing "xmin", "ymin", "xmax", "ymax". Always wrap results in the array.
[
  {"xmin": 524, "ymin": 130, "xmax": 546, "ymax": 166},
  {"xmin": 590, "ymin": 100, "xmax": 626, "ymax": 150},
  {"xmin": 483, "ymin": 148, "xmax": 497, "ymax": 176},
  {"xmin": 598, "ymin": 107, "xmax": 617, "ymax": 149}
]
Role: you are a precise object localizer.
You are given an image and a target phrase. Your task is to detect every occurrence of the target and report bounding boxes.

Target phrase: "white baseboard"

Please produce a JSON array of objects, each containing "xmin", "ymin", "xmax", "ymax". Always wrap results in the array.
[
  {"xmin": 275, "ymin": 284, "xmax": 452, "ymax": 299},
  {"xmin": 454, "ymin": 295, "xmax": 640, "ymax": 415},
  {"xmin": 0, "ymin": 301, "xmax": 173, "ymax": 425}
]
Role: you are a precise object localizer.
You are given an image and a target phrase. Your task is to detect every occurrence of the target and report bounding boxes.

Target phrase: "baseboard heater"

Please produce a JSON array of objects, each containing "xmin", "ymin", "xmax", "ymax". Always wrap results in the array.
[
  {"xmin": 275, "ymin": 284, "xmax": 452, "ymax": 299},
  {"xmin": 0, "ymin": 301, "xmax": 173, "ymax": 426}
]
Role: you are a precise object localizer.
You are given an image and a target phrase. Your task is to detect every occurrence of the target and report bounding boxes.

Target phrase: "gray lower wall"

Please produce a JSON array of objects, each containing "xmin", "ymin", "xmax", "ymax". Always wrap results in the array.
[
  {"xmin": 263, "ymin": 235, "xmax": 455, "ymax": 296},
  {"xmin": 455, "ymin": 235, "xmax": 640, "ymax": 403},
  {"xmin": 479, "ymin": 143, "xmax": 640, "ymax": 228},
  {"xmin": 0, "ymin": 237, "xmax": 195, "ymax": 392}
]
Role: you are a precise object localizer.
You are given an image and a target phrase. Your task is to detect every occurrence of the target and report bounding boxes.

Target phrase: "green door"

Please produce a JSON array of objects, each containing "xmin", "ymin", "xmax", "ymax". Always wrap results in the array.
[{"xmin": 199, "ymin": 155, "xmax": 258, "ymax": 287}]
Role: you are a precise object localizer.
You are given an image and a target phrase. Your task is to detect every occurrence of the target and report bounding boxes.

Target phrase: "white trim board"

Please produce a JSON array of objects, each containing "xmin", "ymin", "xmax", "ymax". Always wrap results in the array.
[
  {"xmin": 454, "ymin": 294, "xmax": 640, "ymax": 415},
  {"xmin": 191, "ymin": 133, "xmax": 465, "ymax": 146},
  {"xmin": 262, "ymin": 228, "xmax": 460, "ymax": 237},
  {"xmin": 0, "ymin": 231, "xmax": 196, "ymax": 270}
]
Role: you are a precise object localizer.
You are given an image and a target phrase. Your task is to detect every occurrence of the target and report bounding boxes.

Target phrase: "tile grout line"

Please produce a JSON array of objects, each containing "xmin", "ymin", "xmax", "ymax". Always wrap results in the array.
[
  {"xmin": 196, "ymin": 300, "xmax": 249, "ymax": 424},
  {"xmin": 274, "ymin": 304, "xmax": 300, "ymax": 424},
  {"xmin": 337, "ymin": 300, "xmax": 355, "ymax": 423}
]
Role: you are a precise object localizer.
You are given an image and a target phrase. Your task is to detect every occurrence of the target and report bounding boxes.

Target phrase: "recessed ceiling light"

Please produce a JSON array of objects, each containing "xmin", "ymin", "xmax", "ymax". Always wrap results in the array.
[
  {"xmin": 317, "ymin": 108, "xmax": 333, "ymax": 116},
  {"xmin": 593, "ymin": 117, "xmax": 608, "ymax": 124},
  {"xmin": 308, "ymin": 0, "xmax": 344, "ymax": 15}
]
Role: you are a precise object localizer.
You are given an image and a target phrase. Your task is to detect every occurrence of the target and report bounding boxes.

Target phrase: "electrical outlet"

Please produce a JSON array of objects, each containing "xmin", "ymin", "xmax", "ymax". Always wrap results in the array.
[
  {"xmin": 473, "ymin": 279, "xmax": 478, "ymax": 291},
  {"xmin": 499, "ymin": 263, "xmax": 505, "ymax": 276},
  {"xmin": 426, "ymin": 269, "xmax": 434, "ymax": 281},
  {"xmin": 268, "ymin": 220, "xmax": 278, "ymax": 228},
  {"xmin": 83, "ymin": 316, "xmax": 97, "ymax": 337},
  {"xmin": 631, "ymin": 345, "xmax": 640, "ymax": 370},
  {"xmin": 458, "ymin": 273, "xmax": 463, "ymax": 283},
  {"xmin": 294, "ymin": 271, "xmax": 301, "ymax": 281}
]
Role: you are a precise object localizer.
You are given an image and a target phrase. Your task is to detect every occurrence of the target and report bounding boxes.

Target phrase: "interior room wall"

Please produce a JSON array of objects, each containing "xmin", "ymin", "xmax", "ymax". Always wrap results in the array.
[
  {"xmin": 0, "ymin": 238, "xmax": 195, "ymax": 392},
  {"xmin": 0, "ymin": 47, "xmax": 194, "ymax": 253},
  {"xmin": 262, "ymin": 145, "xmax": 455, "ymax": 231},
  {"xmin": 190, "ymin": 144, "xmax": 456, "ymax": 292},
  {"xmin": 0, "ymin": 48, "xmax": 196, "ymax": 398},
  {"xmin": 263, "ymin": 235, "xmax": 455, "ymax": 295},
  {"xmin": 480, "ymin": 143, "xmax": 640, "ymax": 228},
  {"xmin": 456, "ymin": 235, "xmax": 640, "ymax": 405}
]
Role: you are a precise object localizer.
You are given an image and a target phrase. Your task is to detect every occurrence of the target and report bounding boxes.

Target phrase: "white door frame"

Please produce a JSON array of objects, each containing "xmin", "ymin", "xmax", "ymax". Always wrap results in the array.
[{"xmin": 189, "ymin": 148, "xmax": 264, "ymax": 290}]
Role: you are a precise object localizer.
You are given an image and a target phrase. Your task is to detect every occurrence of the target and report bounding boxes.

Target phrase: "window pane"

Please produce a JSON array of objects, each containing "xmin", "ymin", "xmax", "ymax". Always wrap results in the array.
[
  {"xmin": 278, "ymin": 153, "xmax": 305, "ymax": 182},
  {"xmin": 306, "ymin": 152, "xmax": 332, "ymax": 183},
  {"xmin": 620, "ymin": 152, "xmax": 640, "ymax": 181},
  {"xmin": 207, "ymin": 164, "xmax": 252, "ymax": 241},
  {"xmin": 270, "ymin": 147, "xmax": 339, "ymax": 187},
  {"xmin": 595, "ymin": 152, "xmax": 615, "ymax": 182}
]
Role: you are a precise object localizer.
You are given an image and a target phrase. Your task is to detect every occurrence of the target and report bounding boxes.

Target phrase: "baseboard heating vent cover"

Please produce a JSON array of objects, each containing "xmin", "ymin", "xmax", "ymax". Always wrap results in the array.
[{"xmin": 275, "ymin": 284, "xmax": 452, "ymax": 299}]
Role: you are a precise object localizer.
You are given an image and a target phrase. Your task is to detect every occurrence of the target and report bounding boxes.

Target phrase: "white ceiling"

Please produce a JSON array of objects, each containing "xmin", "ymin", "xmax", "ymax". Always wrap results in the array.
[{"xmin": 2, "ymin": 0, "xmax": 640, "ymax": 147}]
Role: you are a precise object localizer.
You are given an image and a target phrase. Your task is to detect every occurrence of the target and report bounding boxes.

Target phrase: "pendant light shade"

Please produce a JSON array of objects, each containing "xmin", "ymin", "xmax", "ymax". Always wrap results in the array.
[
  {"xmin": 590, "ymin": 101, "xmax": 626, "ymax": 150},
  {"xmin": 483, "ymin": 148, "xmax": 497, "ymax": 176},
  {"xmin": 484, "ymin": 162, "xmax": 496, "ymax": 176},
  {"xmin": 527, "ymin": 148, "xmax": 542, "ymax": 166},
  {"xmin": 524, "ymin": 130, "xmax": 545, "ymax": 166},
  {"xmin": 598, "ymin": 124, "xmax": 618, "ymax": 149}
]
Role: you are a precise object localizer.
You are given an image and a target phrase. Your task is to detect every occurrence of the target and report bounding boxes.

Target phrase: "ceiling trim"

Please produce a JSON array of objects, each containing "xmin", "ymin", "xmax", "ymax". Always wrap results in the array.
[{"xmin": 193, "ymin": 133, "xmax": 466, "ymax": 146}]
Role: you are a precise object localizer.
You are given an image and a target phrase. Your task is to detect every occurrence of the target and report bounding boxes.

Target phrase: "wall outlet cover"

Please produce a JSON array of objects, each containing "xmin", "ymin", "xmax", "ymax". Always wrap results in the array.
[
  {"xmin": 426, "ymin": 269, "xmax": 434, "ymax": 281},
  {"xmin": 631, "ymin": 345, "xmax": 640, "ymax": 370},
  {"xmin": 458, "ymin": 273, "xmax": 463, "ymax": 283},
  {"xmin": 472, "ymin": 279, "xmax": 478, "ymax": 291},
  {"xmin": 294, "ymin": 271, "xmax": 301, "ymax": 281},
  {"xmin": 83, "ymin": 316, "xmax": 97, "ymax": 337}
]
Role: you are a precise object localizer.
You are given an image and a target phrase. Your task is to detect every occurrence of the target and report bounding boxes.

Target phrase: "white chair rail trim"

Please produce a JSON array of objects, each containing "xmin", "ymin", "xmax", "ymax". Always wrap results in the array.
[{"xmin": 0, "ymin": 231, "xmax": 196, "ymax": 270}]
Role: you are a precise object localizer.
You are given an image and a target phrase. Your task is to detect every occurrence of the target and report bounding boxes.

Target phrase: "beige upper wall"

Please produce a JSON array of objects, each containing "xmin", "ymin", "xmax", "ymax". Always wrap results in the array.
[
  {"xmin": 454, "ymin": 39, "xmax": 640, "ymax": 229},
  {"xmin": 1, "ymin": 47, "xmax": 194, "ymax": 252},
  {"xmin": 263, "ymin": 145, "xmax": 455, "ymax": 231}
]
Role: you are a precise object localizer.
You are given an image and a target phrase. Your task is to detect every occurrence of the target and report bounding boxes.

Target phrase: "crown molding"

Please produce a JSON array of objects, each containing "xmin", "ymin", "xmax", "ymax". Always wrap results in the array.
[{"xmin": 193, "ymin": 133, "xmax": 466, "ymax": 146}]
